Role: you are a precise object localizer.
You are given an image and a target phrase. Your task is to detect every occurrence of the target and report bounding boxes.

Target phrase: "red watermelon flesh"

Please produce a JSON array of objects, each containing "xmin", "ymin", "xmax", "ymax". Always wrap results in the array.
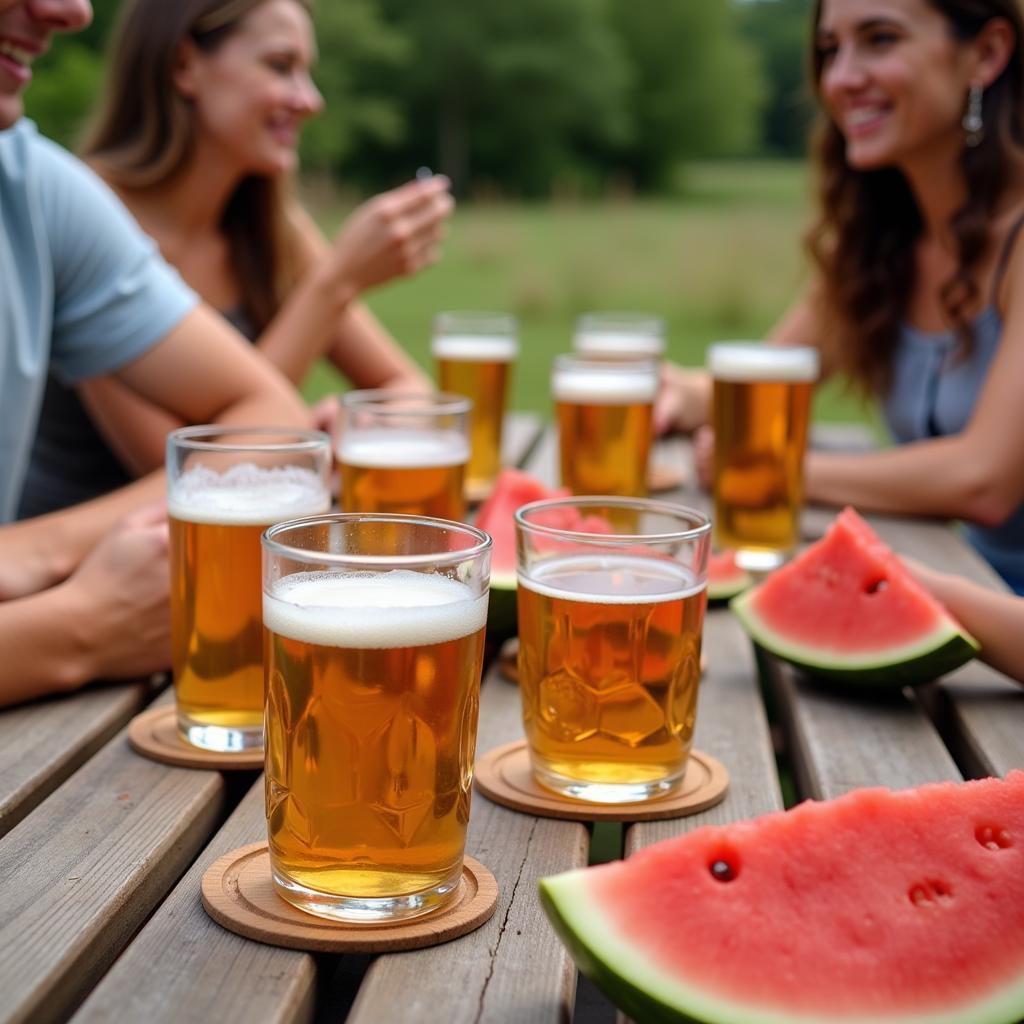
[
  {"xmin": 540, "ymin": 772, "xmax": 1024, "ymax": 1024},
  {"xmin": 706, "ymin": 550, "xmax": 752, "ymax": 603},
  {"xmin": 731, "ymin": 507, "xmax": 978, "ymax": 685}
]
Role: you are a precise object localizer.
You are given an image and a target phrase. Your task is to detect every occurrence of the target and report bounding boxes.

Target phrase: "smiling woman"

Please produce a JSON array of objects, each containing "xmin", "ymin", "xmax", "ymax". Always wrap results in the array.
[{"xmin": 17, "ymin": 0, "xmax": 454, "ymax": 520}]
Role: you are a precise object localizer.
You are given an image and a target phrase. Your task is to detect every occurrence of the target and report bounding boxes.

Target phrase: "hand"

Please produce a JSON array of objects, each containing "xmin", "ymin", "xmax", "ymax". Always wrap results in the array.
[
  {"xmin": 652, "ymin": 364, "xmax": 711, "ymax": 436},
  {"xmin": 329, "ymin": 176, "xmax": 454, "ymax": 295},
  {"xmin": 694, "ymin": 425, "xmax": 715, "ymax": 491},
  {"xmin": 0, "ymin": 519, "xmax": 68, "ymax": 602},
  {"xmin": 62, "ymin": 505, "xmax": 172, "ymax": 681},
  {"xmin": 310, "ymin": 395, "xmax": 342, "ymax": 446}
]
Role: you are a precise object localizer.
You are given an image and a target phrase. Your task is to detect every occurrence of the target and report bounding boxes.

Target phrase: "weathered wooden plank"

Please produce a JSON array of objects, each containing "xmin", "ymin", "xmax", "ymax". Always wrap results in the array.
[
  {"xmin": 348, "ymin": 664, "xmax": 587, "ymax": 1024},
  {"xmin": 522, "ymin": 424, "xmax": 559, "ymax": 485},
  {"xmin": 0, "ymin": 727, "xmax": 225, "ymax": 1024},
  {"xmin": 0, "ymin": 678, "xmax": 158, "ymax": 839},
  {"xmin": 502, "ymin": 412, "xmax": 543, "ymax": 470},
  {"xmin": 625, "ymin": 608, "xmax": 783, "ymax": 858},
  {"xmin": 72, "ymin": 778, "xmax": 315, "ymax": 1024}
]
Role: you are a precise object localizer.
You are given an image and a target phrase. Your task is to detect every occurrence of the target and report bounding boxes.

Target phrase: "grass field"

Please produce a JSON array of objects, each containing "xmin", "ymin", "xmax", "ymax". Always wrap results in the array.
[{"xmin": 303, "ymin": 160, "xmax": 878, "ymax": 427}]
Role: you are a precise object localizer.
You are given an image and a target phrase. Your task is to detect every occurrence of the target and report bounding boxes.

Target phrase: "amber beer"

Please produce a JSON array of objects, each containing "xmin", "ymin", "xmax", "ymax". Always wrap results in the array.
[
  {"xmin": 168, "ymin": 465, "xmax": 330, "ymax": 751},
  {"xmin": 433, "ymin": 313, "xmax": 518, "ymax": 500},
  {"xmin": 553, "ymin": 355, "xmax": 658, "ymax": 496},
  {"xmin": 708, "ymin": 343, "xmax": 820, "ymax": 570},
  {"xmin": 515, "ymin": 498, "xmax": 710, "ymax": 804},
  {"xmin": 261, "ymin": 515, "xmax": 491, "ymax": 921},
  {"xmin": 338, "ymin": 390, "xmax": 471, "ymax": 521}
]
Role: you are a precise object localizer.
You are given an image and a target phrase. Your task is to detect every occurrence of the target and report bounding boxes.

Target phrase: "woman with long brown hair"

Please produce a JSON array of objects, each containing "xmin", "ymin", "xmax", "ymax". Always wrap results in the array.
[
  {"xmin": 660, "ymin": 0, "xmax": 1024, "ymax": 593},
  {"xmin": 19, "ymin": 0, "xmax": 451, "ymax": 518}
]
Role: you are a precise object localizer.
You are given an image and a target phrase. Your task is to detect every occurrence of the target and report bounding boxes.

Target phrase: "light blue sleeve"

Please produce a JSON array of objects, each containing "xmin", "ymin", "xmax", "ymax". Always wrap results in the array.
[{"xmin": 30, "ymin": 131, "xmax": 198, "ymax": 385}]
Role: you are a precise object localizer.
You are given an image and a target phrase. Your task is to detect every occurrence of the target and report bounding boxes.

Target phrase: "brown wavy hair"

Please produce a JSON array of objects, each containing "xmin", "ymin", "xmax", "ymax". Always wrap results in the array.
[
  {"xmin": 806, "ymin": 0, "xmax": 1024, "ymax": 394},
  {"xmin": 82, "ymin": 0, "xmax": 313, "ymax": 335}
]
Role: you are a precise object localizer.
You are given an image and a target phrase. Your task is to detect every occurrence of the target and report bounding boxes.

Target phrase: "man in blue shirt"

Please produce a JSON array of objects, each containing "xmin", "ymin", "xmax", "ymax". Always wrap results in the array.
[{"xmin": 0, "ymin": 0, "xmax": 310, "ymax": 705}]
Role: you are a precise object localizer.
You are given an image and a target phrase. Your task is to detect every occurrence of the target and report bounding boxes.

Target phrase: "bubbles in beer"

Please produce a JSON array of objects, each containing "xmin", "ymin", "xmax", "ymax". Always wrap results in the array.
[
  {"xmin": 338, "ymin": 429, "xmax": 470, "ymax": 469},
  {"xmin": 264, "ymin": 570, "xmax": 487, "ymax": 649},
  {"xmin": 168, "ymin": 463, "xmax": 330, "ymax": 524},
  {"xmin": 707, "ymin": 343, "xmax": 820, "ymax": 382}
]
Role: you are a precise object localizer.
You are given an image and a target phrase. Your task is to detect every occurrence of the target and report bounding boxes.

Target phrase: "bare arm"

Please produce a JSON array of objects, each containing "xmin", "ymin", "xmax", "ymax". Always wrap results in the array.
[
  {"xmin": 79, "ymin": 178, "xmax": 447, "ymax": 474},
  {"xmin": 0, "ymin": 506, "xmax": 172, "ymax": 708},
  {"xmin": 2, "ymin": 304, "xmax": 308, "ymax": 597},
  {"xmin": 906, "ymin": 560, "xmax": 1024, "ymax": 685}
]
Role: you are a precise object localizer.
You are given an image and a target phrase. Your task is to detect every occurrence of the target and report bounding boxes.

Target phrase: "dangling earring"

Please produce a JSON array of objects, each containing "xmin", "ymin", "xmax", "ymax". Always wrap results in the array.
[{"xmin": 963, "ymin": 82, "xmax": 984, "ymax": 147}]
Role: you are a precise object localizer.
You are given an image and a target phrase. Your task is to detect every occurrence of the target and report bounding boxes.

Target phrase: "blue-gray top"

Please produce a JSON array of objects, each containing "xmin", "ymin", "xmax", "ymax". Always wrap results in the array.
[{"xmin": 882, "ymin": 302, "xmax": 1024, "ymax": 594}]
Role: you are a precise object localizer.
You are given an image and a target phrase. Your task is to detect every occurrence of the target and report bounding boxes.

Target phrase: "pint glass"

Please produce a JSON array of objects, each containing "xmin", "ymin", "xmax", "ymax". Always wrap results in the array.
[
  {"xmin": 337, "ymin": 390, "xmax": 471, "ymax": 522},
  {"xmin": 573, "ymin": 312, "xmax": 666, "ymax": 361},
  {"xmin": 432, "ymin": 312, "xmax": 518, "ymax": 500},
  {"xmin": 262, "ymin": 513, "xmax": 491, "ymax": 921},
  {"xmin": 553, "ymin": 355, "xmax": 658, "ymax": 497},
  {"xmin": 708, "ymin": 343, "xmax": 820, "ymax": 571},
  {"xmin": 516, "ymin": 497, "xmax": 710, "ymax": 803},
  {"xmin": 167, "ymin": 427, "xmax": 332, "ymax": 752}
]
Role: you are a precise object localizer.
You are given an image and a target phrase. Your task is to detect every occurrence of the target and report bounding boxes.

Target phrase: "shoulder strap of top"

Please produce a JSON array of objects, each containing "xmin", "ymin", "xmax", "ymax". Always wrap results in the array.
[{"xmin": 989, "ymin": 209, "xmax": 1024, "ymax": 308}]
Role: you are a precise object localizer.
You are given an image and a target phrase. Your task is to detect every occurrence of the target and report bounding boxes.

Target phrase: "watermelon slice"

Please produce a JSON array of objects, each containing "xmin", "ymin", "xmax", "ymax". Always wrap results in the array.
[
  {"xmin": 706, "ymin": 550, "xmax": 752, "ymax": 604},
  {"xmin": 541, "ymin": 772, "xmax": 1024, "ymax": 1024},
  {"xmin": 731, "ymin": 507, "xmax": 978, "ymax": 686},
  {"xmin": 475, "ymin": 469, "xmax": 567, "ymax": 638}
]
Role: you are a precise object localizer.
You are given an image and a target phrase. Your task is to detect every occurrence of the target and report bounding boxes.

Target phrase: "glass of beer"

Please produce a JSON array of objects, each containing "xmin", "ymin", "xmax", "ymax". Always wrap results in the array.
[
  {"xmin": 552, "ymin": 354, "xmax": 658, "ymax": 497},
  {"xmin": 516, "ymin": 497, "xmax": 710, "ymax": 803},
  {"xmin": 572, "ymin": 312, "xmax": 666, "ymax": 361},
  {"xmin": 337, "ymin": 390, "xmax": 471, "ymax": 522},
  {"xmin": 167, "ymin": 427, "xmax": 332, "ymax": 752},
  {"xmin": 432, "ymin": 312, "xmax": 519, "ymax": 502},
  {"xmin": 261, "ymin": 513, "xmax": 491, "ymax": 922},
  {"xmin": 708, "ymin": 342, "xmax": 820, "ymax": 572}
]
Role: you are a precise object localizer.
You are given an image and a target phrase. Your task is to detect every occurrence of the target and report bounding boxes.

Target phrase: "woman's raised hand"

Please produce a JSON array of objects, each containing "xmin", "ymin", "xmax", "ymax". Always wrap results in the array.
[{"xmin": 329, "ymin": 176, "xmax": 454, "ymax": 295}]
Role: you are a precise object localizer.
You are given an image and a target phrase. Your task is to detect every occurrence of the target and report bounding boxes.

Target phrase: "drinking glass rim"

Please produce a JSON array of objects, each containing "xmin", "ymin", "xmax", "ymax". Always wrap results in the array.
[
  {"xmin": 574, "ymin": 311, "xmax": 666, "ymax": 335},
  {"xmin": 168, "ymin": 425, "xmax": 330, "ymax": 453},
  {"xmin": 340, "ymin": 389, "xmax": 473, "ymax": 416},
  {"xmin": 433, "ymin": 310, "xmax": 518, "ymax": 333},
  {"xmin": 514, "ymin": 496, "xmax": 711, "ymax": 543},
  {"xmin": 551, "ymin": 353, "xmax": 660, "ymax": 375},
  {"xmin": 262, "ymin": 512, "xmax": 492, "ymax": 569}
]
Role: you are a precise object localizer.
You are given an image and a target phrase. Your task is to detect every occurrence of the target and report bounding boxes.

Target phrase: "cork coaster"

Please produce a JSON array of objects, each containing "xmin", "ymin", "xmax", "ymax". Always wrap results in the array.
[
  {"xmin": 128, "ymin": 705, "xmax": 264, "ymax": 770},
  {"xmin": 647, "ymin": 461, "xmax": 686, "ymax": 493},
  {"xmin": 201, "ymin": 843, "xmax": 498, "ymax": 953},
  {"xmin": 474, "ymin": 740, "xmax": 728, "ymax": 822},
  {"xmin": 497, "ymin": 639, "xmax": 706, "ymax": 686}
]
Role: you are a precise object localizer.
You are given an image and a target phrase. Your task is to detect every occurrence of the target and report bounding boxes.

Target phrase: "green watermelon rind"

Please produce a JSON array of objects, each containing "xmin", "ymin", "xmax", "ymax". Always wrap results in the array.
[
  {"xmin": 730, "ymin": 589, "xmax": 979, "ymax": 687},
  {"xmin": 540, "ymin": 869, "xmax": 1024, "ymax": 1024},
  {"xmin": 706, "ymin": 570, "xmax": 753, "ymax": 606},
  {"xmin": 487, "ymin": 571, "xmax": 517, "ymax": 639}
]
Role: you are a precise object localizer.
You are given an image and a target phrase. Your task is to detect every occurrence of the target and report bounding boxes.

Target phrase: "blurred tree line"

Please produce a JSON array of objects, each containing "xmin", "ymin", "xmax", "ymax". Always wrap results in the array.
[{"xmin": 25, "ymin": 0, "xmax": 814, "ymax": 197}]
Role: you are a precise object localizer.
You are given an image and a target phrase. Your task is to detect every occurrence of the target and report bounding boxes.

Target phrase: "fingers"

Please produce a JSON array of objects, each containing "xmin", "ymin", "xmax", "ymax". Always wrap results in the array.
[{"xmin": 119, "ymin": 502, "xmax": 168, "ymax": 530}]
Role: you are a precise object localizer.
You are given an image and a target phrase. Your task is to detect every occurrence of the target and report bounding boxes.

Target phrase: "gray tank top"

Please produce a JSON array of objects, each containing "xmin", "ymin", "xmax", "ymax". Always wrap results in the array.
[
  {"xmin": 881, "ymin": 218, "xmax": 1024, "ymax": 594},
  {"xmin": 16, "ymin": 305, "xmax": 257, "ymax": 520}
]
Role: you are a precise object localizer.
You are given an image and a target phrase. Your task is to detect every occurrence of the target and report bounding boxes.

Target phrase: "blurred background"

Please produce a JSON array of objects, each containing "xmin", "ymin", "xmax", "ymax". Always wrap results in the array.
[{"xmin": 27, "ymin": 0, "xmax": 874, "ymax": 426}]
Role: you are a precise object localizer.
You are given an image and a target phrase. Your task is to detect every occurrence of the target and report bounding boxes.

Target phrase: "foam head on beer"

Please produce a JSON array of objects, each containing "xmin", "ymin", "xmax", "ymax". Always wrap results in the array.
[
  {"xmin": 551, "ymin": 355, "xmax": 659, "ymax": 405},
  {"xmin": 573, "ymin": 313, "xmax": 666, "ymax": 360},
  {"xmin": 431, "ymin": 335, "xmax": 520, "ymax": 362},
  {"xmin": 706, "ymin": 342, "xmax": 820, "ymax": 383}
]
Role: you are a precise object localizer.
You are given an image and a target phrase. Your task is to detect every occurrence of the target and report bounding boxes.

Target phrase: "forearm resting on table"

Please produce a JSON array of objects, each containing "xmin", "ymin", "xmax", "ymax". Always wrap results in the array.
[
  {"xmin": 804, "ymin": 436, "xmax": 1024, "ymax": 525},
  {"xmin": 912, "ymin": 566, "xmax": 1024, "ymax": 685},
  {"xmin": 0, "ymin": 473, "xmax": 164, "ymax": 599}
]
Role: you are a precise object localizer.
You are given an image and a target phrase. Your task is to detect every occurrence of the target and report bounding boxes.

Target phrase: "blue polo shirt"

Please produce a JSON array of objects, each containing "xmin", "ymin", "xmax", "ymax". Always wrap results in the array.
[{"xmin": 0, "ymin": 119, "xmax": 196, "ymax": 522}]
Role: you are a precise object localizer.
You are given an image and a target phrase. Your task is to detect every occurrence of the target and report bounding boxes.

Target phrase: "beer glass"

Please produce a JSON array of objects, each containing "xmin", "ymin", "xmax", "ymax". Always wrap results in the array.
[
  {"xmin": 708, "ymin": 342, "xmax": 820, "ymax": 571},
  {"xmin": 337, "ymin": 390, "xmax": 471, "ymax": 522},
  {"xmin": 516, "ymin": 497, "xmax": 710, "ymax": 803},
  {"xmin": 167, "ymin": 427, "xmax": 332, "ymax": 752},
  {"xmin": 261, "ymin": 513, "xmax": 491, "ymax": 921},
  {"xmin": 432, "ymin": 312, "xmax": 519, "ymax": 500},
  {"xmin": 552, "ymin": 354, "xmax": 658, "ymax": 497},
  {"xmin": 573, "ymin": 312, "xmax": 666, "ymax": 361}
]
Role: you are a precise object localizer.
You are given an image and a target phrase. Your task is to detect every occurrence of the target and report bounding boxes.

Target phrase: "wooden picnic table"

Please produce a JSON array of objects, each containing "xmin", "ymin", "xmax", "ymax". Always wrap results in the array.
[{"xmin": 0, "ymin": 414, "xmax": 1021, "ymax": 1024}]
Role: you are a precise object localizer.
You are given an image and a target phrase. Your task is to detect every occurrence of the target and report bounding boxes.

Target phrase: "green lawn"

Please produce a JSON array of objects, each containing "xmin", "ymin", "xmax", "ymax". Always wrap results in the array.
[{"xmin": 303, "ymin": 160, "xmax": 878, "ymax": 428}]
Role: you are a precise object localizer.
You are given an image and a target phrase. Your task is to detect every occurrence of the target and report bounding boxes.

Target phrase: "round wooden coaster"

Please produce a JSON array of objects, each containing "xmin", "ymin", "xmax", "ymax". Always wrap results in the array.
[
  {"xmin": 474, "ymin": 740, "xmax": 728, "ymax": 822},
  {"xmin": 128, "ymin": 705, "xmax": 264, "ymax": 770},
  {"xmin": 647, "ymin": 461, "xmax": 686, "ymax": 493},
  {"xmin": 201, "ymin": 843, "xmax": 498, "ymax": 953},
  {"xmin": 497, "ymin": 637, "xmax": 519, "ymax": 683}
]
